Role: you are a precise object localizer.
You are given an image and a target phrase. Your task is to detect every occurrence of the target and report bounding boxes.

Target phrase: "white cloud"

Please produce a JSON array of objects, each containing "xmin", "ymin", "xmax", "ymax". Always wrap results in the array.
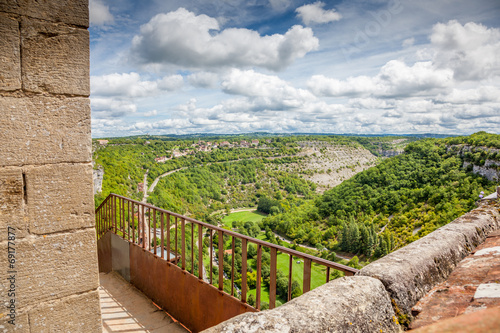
[
  {"xmin": 431, "ymin": 20, "xmax": 500, "ymax": 81},
  {"xmin": 296, "ymin": 2, "xmax": 342, "ymax": 25},
  {"xmin": 187, "ymin": 72, "xmax": 219, "ymax": 88},
  {"xmin": 91, "ymin": 72, "xmax": 183, "ymax": 97},
  {"xmin": 402, "ymin": 37, "xmax": 415, "ymax": 48},
  {"xmin": 130, "ymin": 8, "xmax": 319, "ymax": 71},
  {"xmin": 436, "ymin": 86, "xmax": 500, "ymax": 104},
  {"xmin": 91, "ymin": 98, "xmax": 137, "ymax": 119},
  {"xmin": 221, "ymin": 69, "xmax": 315, "ymax": 101},
  {"xmin": 144, "ymin": 110, "xmax": 158, "ymax": 117},
  {"xmin": 269, "ymin": 0, "xmax": 291, "ymax": 12},
  {"xmin": 89, "ymin": 0, "xmax": 114, "ymax": 26},
  {"xmin": 308, "ymin": 60, "xmax": 453, "ymax": 98}
]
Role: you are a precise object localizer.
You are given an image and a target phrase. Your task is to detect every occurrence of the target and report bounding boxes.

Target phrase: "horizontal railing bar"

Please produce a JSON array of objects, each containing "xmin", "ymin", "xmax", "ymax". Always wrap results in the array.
[{"xmin": 106, "ymin": 193, "xmax": 358, "ymax": 275}]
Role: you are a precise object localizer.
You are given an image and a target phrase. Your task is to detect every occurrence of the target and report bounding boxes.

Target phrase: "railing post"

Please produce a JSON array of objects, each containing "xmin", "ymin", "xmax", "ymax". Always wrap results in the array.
[
  {"xmin": 256, "ymin": 244, "xmax": 262, "ymax": 310},
  {"xmin": 181, "ymin": 218, "xmax": 186, "ymax": 270},
  {"xmin": 153, "ymin": 209, "xmax": 157, "ymax": 255},
  {"xmin": 112, "ymin": 195, "xmax": 116, "ymax": 233},
  {"xmin": 218, "ymin": 230, "xmax": 224, "ymax": 291},
  {"xmin": 231, "ymin": 237, "xmax": 235, "ymax": 296},
  {"xmin": 269, "ymin": 247, "xmax": 277, "ymax": 309},
  {"xmin": 198, "ymin": 224, "xmax": 203, "ymax": 279},
  {"xmin": 191, "ymin": 223, "xmax": 194, "ymax": 274},
  {"xmin": 160, "ymin": 212, "xmax": 164, "ymax": 259},
  {"xmin": 166, "ymin": 214, "xmax": 171, "ymax": 261},
  {"xmin": 241, "ymin": 238, "xmax": 247, "ymax": 303},
  {"xmin": 209, "ymin": 230, "xmax": 213, "ymax": 284},
  {"xmin": 303, "ymin": 258, "xmax": 312, "ymax": 293},
  {"xmin": 288, "ymin": 254, "xmax": 293, "ymax": 301},
  {"xmin": 131, "ymin": 202, "xmax": 135, "ymax": 244}
]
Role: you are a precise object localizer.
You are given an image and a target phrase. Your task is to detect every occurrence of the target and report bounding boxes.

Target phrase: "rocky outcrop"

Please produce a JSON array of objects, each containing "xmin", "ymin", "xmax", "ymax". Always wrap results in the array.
[
  {"xmin": 202, "ymin": 276, "xmax": 401, "ymax": 333},
  {"xmin": 358, "ymin": 201, "xmax": 500, "ymax": 319},
  {"xmin": 450, "ymin": 144, "xmax": 500, "ymax": 181},
  {"xmin": 463, "ymin": 160, "xmax": 500, "ymax": 182},
  {"xmin": 375, "ymin": 149, "xmax": 404, "ymax": 157},
  {"xmin": 93, "ymin": 166, "xmax": 104, "ymax": 194}
]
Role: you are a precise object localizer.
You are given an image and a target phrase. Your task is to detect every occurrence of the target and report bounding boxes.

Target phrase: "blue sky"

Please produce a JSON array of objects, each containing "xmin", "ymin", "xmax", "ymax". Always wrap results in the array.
[{"xmin": 89, "ymin": 0, "xmax": 500, "ymax": 138}]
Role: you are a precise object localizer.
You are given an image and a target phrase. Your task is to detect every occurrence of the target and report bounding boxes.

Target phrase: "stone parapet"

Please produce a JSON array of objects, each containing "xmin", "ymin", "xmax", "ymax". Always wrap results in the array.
[
  {"xmin": 202, "ymin": 276, "xmax": 401, "ymax": 333},
  {"xmin": 359, "ymin": 201, "xmax": 500, "ymax": 319}
]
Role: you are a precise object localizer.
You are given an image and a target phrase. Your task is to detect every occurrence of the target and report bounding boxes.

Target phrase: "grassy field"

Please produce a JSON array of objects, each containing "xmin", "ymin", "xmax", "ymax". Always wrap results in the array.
[{"xmin": 222, "ymin": 210, "xmax": 267, "ymax": 227}]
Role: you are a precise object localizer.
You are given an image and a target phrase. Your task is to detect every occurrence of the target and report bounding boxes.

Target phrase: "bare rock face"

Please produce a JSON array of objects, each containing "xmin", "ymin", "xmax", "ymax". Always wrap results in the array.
[
  {"xmin": 359, "ymin": 202, "xmax": 500, "ymax": 319},
  {"xmin": 202, "ymin": 276, "xmax": 401, "ymax": 333},
  {"xmin": 93, "ymin": 166, "xmax": 104, "ymax": 194}
]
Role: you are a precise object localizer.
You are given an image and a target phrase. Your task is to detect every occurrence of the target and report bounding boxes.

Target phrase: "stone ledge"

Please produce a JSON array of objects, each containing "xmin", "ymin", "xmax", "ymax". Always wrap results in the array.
[
  {"xmin": 358, "ymin": 202, "xmax": 500, "ymax": 319},
  {"xmin": 202, "ymin": 276, "xmax": 401, "ymax": 333}
]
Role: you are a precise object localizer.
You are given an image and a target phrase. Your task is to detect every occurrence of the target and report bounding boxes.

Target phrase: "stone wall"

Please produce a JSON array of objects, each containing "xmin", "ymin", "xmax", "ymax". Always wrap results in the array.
[{"xmin": 0, "ymin": 1, "xmax": 102, "ymax": 331}]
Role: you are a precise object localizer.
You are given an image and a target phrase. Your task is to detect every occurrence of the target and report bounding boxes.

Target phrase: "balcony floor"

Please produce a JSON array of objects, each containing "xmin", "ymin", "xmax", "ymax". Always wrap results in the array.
[{"xmin": 99, "ymin": 272, "xmax": 189, "ymax": 333}]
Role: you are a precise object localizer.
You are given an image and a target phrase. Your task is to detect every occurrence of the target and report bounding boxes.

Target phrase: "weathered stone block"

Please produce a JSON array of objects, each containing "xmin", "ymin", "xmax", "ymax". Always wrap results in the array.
[
  {"xmin": 0, "ymin": 167, "xmax": 26, "ymax": 241},
  {"xmin": 203, "ymin": 276, "xmax": 401, "ymax": 333},
  {"xmin": 0, "ymin": 14, "xmax": 21, "ymax": 91},
  {"xmin": 29, "ymin": 291, "xmax": 102, "ymax": 332},
  {"xmin": 0, "ymin": 96, "xmax": 91, "ymax": 166},
  {"xmin": 0, "ymin": 0, "xmax": 21, "ymax": 15},
  {"xmin": 0, "ymin": 0, "xmax": 89, "ymax": 27},
  {"xmin": 0, "ymin": 229, "xmax": 99, "ymax": 308},
  {"xmin": 21, "ymin": 18, "xmax": 89, "ymax": 95},
  {"xmin": 359, "ymin": 204, "xmax": 500, "ymax": 318},
  {"xmin": 0, "ymin": 312, "xmax": 30, "ymax": 332},
  {"xmin": 26, "ymin": 163, "xmax": 95, "ymax": 234}
]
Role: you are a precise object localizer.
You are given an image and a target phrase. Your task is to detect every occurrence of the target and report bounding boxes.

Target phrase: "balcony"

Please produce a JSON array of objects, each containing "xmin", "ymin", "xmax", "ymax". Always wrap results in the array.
[{"xmin": 96, "ymin": 194, "xmax": 358, "ymax": 332}]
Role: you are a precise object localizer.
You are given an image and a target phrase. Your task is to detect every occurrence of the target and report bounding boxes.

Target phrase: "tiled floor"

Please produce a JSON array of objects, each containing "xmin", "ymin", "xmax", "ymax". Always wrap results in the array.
[{"xmin": 99, "ymin": 272, "xmax": 189, "ymax": 333}]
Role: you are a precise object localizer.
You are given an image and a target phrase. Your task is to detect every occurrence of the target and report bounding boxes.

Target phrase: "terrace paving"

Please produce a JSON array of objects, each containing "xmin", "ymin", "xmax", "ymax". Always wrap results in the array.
[
  {"xmin": 410, "ymin": 229, "xmax": 500, "ymax": 332},
  {"xmin": 99, "ymin": 272, "xmax": 189, "ymax": 333}
]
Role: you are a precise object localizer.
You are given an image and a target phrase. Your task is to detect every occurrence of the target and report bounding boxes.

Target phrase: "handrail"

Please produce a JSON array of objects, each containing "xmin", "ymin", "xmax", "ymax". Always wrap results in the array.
[{"xmin": 95, "ymin": 193, "xmax": 358, "ymax": 310}]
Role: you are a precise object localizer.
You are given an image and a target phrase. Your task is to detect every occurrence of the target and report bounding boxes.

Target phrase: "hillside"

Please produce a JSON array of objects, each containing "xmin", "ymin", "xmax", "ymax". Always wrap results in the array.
[
  {"xmin": 93, "ymin": 135, "xmax": 394, "ymax": 217},
  {"xmin": 262, "ymin": 132, "xmax": 498, "ymax": 262}
]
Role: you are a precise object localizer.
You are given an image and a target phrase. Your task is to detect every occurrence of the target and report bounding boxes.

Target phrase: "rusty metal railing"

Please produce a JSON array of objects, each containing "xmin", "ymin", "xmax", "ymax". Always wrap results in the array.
[{"xmin": 95, "ymin": 193, "xmax": 358, "ymax": 310}]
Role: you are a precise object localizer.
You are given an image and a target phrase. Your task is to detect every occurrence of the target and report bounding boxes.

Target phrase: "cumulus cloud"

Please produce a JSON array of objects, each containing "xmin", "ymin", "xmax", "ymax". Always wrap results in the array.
[
  {"xmin": 222, "ymin": 69, "xmax": 315, "ymax": 101},
  {"xmin": 308, "ymin": 60, "xmax": 453, "ymax": 98},
  {"xmin": 130, "ymin": 8, "xmax": 319, "ymax": 71},
  {"xmin": 144, "ymin": 110, "xmax": 158, "ymax": 117},
  {"xmin": 431, "ymin": 20, "xmax": 500, "ymax": 81},
  {"xmin": 219, "ymin": 69, "xmax": 316, "ymax": 111},
  {"xmin": 435, "ymin": 86, "xmax": 500, "ymax": 104},
  {"xmin": 89, "ymin": 0, "xmax": 114, "ymax": 26},
  {"xmin": 91, "ymin": 72, "xmax": 183, "ymax": 97},
  {"xmin": 296, "ymin": 2, "xmax": 342, "ymax": 25},
  {"xmin": 269, "ymin": 0, "xmax": 292, "ymax": 12},
  {"xmin": 91, "ymin": 98, "xmax": 137, "ymax": 119},
  {"xmin": 402, "ymin": 37, "xmax": 415, "ymax": 48},
  {"xmin": 187, "ymin": 72, "xmax": 219, "ymax": 88}
]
